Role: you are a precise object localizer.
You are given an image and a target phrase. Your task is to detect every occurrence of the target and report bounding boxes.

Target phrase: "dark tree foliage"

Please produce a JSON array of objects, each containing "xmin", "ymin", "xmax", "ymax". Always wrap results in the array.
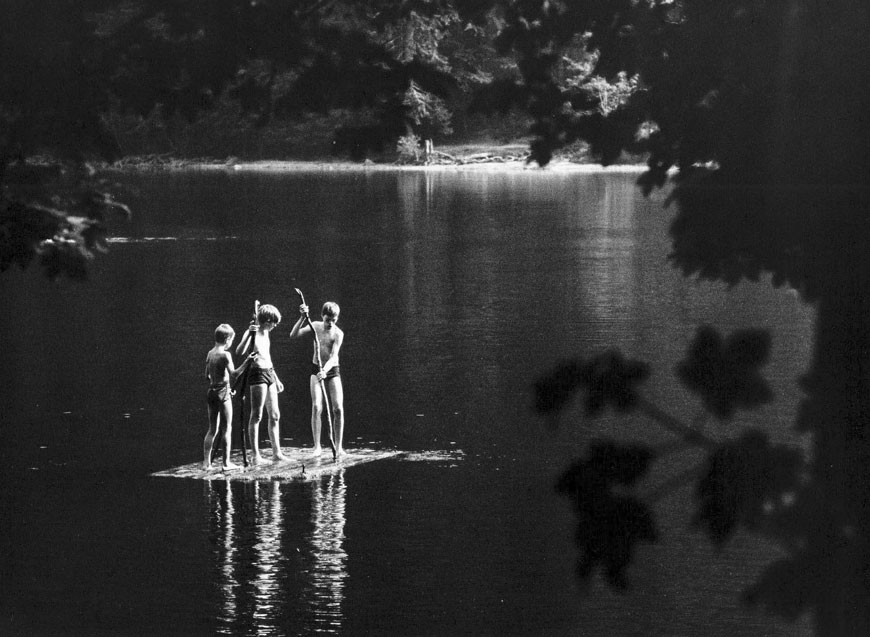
[
  {"xmin": 1, "ymin": 0, "xmax": 502, "ymax": 278},
  {"xmin": 514, "ymin": 0, "xmax": 870, "ymax": 633}
]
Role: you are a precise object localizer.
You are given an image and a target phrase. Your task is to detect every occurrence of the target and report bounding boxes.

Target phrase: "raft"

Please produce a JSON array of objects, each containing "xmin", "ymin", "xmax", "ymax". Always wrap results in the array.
[{"xmin": 152, "ymin": 446, "xmax": 402, "ymax": 482}]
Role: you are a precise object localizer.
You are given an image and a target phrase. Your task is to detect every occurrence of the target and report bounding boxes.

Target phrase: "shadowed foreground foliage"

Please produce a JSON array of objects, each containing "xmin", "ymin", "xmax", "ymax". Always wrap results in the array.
[{"xmin": 510, "ymin": 0, "xmax": 870, "ymax": 633}]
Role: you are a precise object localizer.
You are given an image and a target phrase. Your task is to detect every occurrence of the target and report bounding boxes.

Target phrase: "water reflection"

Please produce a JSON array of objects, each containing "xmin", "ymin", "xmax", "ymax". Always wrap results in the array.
[
  {"xmin": 578, "ymin": 174, "xmax": 640, "ymax": 332},
  {"xmin": 212, "ymin": 479, "xmax": 240, "ymax": 632},
  {"xmin": 205, "ymin": 473, "xmax": 348, "ymax": 635},
  {"xmin": 252, "ymin": 481, "xmax": 285, "ymax": 634},
  {"xmin": 303, "ymin": 473, "xmax": 348, "ymax": 632}
]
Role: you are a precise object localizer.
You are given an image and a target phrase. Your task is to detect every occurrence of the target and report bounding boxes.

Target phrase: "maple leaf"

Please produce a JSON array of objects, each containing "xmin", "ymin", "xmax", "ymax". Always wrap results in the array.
[
  {"xmin": 534, "ymin": 351, "xmax": 649, "ymax": 418},
  {"xmin": 676, "ymin": 326, "xmax": 773, "ymax": 419},
  {"xmin": 556, "ymin": 441, "xmax": 657, "ymax": 589}
]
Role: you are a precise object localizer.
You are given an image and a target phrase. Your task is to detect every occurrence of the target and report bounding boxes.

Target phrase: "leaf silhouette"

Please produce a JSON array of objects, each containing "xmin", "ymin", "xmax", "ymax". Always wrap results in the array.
[
  {"xmin": 693, "ymin": 429, "xmax": 803, "ymax": 544},
  {"xmin": 533, "ymin": 359, "xmax": 586, "ymax": 416},
  {"xmin": 534, "ymin": 351, "xmax": 649, "ymax": 418},
  {"xmin": 676, "ymin": 326, "xmax": 773, "ymax": 419},
  {"xmin": 556, "ymin": 441, "xmax": 657, "ymax": 588},
  {"xmin": 580, "ymin": 351, "xmax": 650, "ymax": 416}
]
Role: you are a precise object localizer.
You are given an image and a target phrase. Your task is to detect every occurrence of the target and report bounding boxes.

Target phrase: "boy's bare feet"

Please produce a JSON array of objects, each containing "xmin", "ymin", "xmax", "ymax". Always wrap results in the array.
[
  {"xmin": 251, "ymin": 454, "xmax": 264, "ymax": 465},
  {"xmin": 273, "ymin": 451, "xmax": 288, "ymax": 462},
  {"xmin": 223, "ymin": 461, "xmax": 239, "ymax": 471},
  {"xmin": 202, "ymin": 462, "xmax": 212, "ymax": 471},
  {"xmin": 311, "ymin": 446, "xmax": 323, "ymax": 456}
]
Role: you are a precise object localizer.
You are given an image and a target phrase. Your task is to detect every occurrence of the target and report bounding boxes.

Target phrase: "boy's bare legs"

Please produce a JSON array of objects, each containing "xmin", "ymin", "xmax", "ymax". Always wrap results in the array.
[
  {"xmin": 203, "ymin": 405, "xmax": 220, "ymax": 470},
  {"xmin": 327, "ymin": 377, "xmax": 345, "ymax": 457},
  {"xmin": 220, "ymin": 400, "xmax": 238, "ymax": 469},
  {"xmin": 309, "ymin": 374, "xmax": 323, "ymax": 455},
  {"xmin": 265, "ymin": 385, "xmax": 287, "ymax": 461},
  {"xmin": 248, "ymin": 384, "xmax": 267, "ymax": 464}
]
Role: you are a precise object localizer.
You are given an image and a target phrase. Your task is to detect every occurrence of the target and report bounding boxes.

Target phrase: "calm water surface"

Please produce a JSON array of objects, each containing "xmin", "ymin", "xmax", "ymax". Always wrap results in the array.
[{"xmin": 1, "ymin": 168, "xmax": 815, "ymax": 635}]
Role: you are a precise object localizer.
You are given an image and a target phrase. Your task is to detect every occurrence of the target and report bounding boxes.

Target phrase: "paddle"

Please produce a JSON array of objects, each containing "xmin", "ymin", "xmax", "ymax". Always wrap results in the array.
[
  {"xmin": 294, "ymin": 288, "xmax": 338, "ymax": 461},
  {"xmin": 228, "ymin": 299, "xmax": 260, "ymax": 468}
]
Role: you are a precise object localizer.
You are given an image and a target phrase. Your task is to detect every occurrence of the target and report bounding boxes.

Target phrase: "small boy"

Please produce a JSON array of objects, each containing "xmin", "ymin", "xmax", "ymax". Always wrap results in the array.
[
  {"xmin": 236, "ymin": 303, "xmax": 287, "ymax": 464},
  {"xmin": 289, "ymin": 301, "xmax": 345, "ymax": 457},
  {"xmin": 204, "ymin": 324, "xmax": 243, "ymax": 470}
]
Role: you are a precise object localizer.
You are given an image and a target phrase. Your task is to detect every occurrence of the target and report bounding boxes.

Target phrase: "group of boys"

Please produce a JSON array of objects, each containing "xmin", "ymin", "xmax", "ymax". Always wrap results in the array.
[{"xmin": 203, "ymin": 300, "xmax": 344, "ymax": 470}]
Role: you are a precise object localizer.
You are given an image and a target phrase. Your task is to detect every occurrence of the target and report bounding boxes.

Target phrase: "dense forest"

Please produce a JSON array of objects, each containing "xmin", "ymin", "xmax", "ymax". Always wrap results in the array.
[{"xmin": 4, "ymin": 1, "xmax": 870, "ymax": 634}]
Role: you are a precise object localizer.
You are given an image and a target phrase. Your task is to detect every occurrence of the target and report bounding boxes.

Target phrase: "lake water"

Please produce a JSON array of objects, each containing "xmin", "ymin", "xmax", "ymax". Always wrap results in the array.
[{"xmin": 0, "ymin": 166, "xmax": 816, "ymax": 635}]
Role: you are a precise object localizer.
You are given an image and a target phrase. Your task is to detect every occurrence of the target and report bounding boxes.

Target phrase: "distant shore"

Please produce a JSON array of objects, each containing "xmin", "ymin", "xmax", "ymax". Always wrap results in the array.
[
  {"xmin": 107, "ymin": 156, "xmax": 648, "ymax": 173},
  {"xmin": 105, "ymin": 142, "xmax": 649, "ymax": 173}
]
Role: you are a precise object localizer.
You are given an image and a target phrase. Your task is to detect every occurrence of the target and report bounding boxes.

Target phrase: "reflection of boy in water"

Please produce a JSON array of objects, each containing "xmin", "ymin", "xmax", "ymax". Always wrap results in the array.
[
  {"xmin": 204, "ymin": 324, "xmax": 243, "ymax": 470},
  {"xmin": 236, "ymin": 304, "xmax": 287, "ymax": 464},
  {"xmin": 290, "ymin": 302, "xmax": 345, "ymax": 457}
]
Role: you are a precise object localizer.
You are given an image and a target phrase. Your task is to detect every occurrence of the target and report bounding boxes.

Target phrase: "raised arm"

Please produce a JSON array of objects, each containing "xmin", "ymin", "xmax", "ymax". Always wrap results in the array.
[
  {"xmin": 236, "ymin": 300, "xmax": 260, "ymax": 356},
  {"xmin": 235, "ymin": 321, "xmax": 256, "ymax": 356},
  {"xmin": 288, "ymin": 304, "xmax": 312, "ymax": 338}
]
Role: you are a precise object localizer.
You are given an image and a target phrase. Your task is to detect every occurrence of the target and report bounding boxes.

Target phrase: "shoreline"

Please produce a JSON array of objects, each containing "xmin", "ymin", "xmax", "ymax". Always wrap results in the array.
[{"xmin": 106, "ymin": 158, "xmax": 648, "ymax": 174}]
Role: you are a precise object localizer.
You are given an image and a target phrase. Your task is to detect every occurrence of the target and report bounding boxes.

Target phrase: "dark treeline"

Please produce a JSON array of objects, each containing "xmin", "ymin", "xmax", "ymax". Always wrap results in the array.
[
  {"xmin": 4, "ymin": 1, "xmax": 870, "ymax": 635},
  {"xmin": 0, "ymin": 0, "xmax": 620, "ymax": 279}
]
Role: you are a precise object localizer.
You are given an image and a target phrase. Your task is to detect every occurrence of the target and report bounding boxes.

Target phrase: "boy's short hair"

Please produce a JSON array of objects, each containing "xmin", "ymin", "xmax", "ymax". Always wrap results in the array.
[
  {"xmin": 322, "ymin": 301, "xmax": 340, "ymax": 318},
  {"xmin": 214, "ymin": 324, "xmax": 235, "ymax": 344},
  {"xmin": 258, "ymin": 304, "xmax": 282, "ymax": 325}
]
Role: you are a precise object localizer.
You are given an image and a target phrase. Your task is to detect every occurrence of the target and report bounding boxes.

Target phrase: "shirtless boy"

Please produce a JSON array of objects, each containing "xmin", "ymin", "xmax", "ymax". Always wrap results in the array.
[
  {"xmin": 289, "ymin": 301, "xmax": 345, "ymax": 457},
  {"xmin": 204, "ymin": 324, "xmax": 243, "ymax": 470},
  {"xmin": 235, "ymin": 304, "xmax": 287, "ymax": 464}
]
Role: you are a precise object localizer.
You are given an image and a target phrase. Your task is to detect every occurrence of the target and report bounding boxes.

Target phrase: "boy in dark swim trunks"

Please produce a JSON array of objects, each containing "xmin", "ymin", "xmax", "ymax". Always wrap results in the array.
[
  {"xmin": 289, "ymin": 301, "xmax": 345, "ymax": 457},
  {"xmin": 236, "ymin": 304, "xmax": 287, "ymax": 464},
  {"xmin": 204, "ymin": 324, "xmax": 243, "ymax": 470}
]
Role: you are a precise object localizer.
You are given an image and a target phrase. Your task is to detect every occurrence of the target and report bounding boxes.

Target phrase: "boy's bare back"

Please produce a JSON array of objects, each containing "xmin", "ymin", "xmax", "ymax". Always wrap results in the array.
[{"xmin": 206, "ymin": 347, "xmax": 232, "ymax": 385}]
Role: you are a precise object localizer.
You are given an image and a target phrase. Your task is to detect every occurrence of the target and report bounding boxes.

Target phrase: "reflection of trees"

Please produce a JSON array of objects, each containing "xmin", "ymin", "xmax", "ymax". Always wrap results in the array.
[{"xmin": 205, "ymin": 475, "xmax": 348, "ymax": 635}]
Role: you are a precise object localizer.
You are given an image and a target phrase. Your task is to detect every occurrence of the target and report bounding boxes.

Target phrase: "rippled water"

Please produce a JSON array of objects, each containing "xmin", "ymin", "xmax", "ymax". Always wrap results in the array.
[{"xmin": 0, "ymin": 167, "xmax": 815, "ymax": 635}]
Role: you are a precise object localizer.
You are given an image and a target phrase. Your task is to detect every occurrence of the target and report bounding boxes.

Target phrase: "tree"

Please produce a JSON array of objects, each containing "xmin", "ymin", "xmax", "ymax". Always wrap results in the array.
[
  {"xmin": 503, "ymin": 0, "xmax": 870, "ymax": 634},
  {"xmin": 0, "ymin": 0, "xmax": 499, "ymax": 278}
]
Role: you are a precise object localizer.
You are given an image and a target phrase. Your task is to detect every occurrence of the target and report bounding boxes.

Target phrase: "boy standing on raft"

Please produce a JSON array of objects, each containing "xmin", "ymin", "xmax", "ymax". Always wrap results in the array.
[
  {"xmin": 236, "ymin": 304, "xmax": 288, "ymax": 464},
  {"xmin": 204, "ymin": 324, "xmax": 243, "ymax": 470},
  {"xmin": 289, "ymin": 301, "xmax": 345, "ymax": 457}
]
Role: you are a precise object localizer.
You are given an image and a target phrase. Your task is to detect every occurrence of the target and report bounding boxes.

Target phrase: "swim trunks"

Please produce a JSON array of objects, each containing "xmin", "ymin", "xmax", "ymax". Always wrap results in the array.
[
  {"xmin": 207, "ymin": 382, "xmax": 230, "ymax": 409},
  {"xmin": 248, "ymin": 367, "xmax": 276, "ymax": 386},
  {"xmin": 311, "ymin": 364, "xmax": 340, "ymax": 379}
]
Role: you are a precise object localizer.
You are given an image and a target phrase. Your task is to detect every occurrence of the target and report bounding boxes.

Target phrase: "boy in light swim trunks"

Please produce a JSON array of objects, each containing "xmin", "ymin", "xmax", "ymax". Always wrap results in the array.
[
  {"xmin": 204, "ymin": 324, "xmax": 243, "ymax": 470},
  {"xmin": 236, "ymin": 304, "xmax": 287, "ymax": 464},
  {"xmin": 289, "ymin": 301, "xmax": 345, "ymax": 457}
]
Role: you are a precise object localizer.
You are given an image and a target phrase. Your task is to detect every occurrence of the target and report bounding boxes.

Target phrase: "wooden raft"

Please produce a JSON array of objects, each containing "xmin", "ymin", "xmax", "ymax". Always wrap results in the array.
[{"xmin": 152, "ymin": 446, "xmax": 402, "ymax": 482}]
